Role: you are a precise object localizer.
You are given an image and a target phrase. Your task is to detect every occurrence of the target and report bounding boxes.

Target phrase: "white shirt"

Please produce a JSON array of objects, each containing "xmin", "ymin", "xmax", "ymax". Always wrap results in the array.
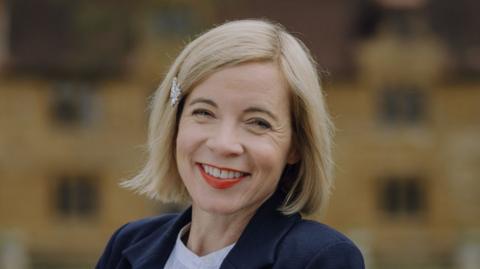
[{"xmin": 164, "ymin": 224, "xmax": 235, "ymax": 269}]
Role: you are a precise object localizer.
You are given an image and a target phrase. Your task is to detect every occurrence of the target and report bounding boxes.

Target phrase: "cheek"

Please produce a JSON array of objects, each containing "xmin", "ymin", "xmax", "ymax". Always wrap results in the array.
[
  {"xmin": 176, "ymin": 119, "xmax": 208, "ymax": 165},
  {"xmin": 177, "ymin": 119, "xmax": 196, "ymax": 147},
  {"xmin": 251, "ymin": 140, "xmax": 290, "ymax": 176},
  {"xmin": 176, "ymin": 121, "xmax": 196, "ymax": 162},
  {"xmin": 253, "ymin": 133, "xmax": 292, "ymax": 161},
  {"xmin": 175, "ymin": 125, "xmax": 199, "ymax": 189}
]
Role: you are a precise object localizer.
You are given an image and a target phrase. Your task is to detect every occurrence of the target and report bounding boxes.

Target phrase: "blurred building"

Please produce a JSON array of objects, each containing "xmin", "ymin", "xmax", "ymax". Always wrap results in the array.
[
  {"xmin": 0, "ymin": 0, "xmax": 211, "ymax": 268},
  {"xmin": 0, "ymin": 0, "xmax": 479, "ymax": 268}
]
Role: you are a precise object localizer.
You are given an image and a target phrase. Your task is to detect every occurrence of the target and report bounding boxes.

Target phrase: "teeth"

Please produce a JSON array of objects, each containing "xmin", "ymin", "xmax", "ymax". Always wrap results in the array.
[
  {"xmin": 202, "ymin": 164, "xmax": 246, "ymax": 179},
  {"xmin": 213, "ymin": 168, "xmax": 220, "ymax": 177}
]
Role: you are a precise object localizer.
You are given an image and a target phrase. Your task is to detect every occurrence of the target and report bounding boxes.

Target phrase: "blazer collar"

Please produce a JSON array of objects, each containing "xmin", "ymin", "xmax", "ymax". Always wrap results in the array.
[
  {"xmin": 122, "ymin": 208, "xmax": 192, "ymax": 268},
  {"xmin": 221, "ymin": 190, "xmax": 300, "ymax": 268},
  {"xmin": 123, "ymin": 189, "xmax": 300, "ymax": 269}
]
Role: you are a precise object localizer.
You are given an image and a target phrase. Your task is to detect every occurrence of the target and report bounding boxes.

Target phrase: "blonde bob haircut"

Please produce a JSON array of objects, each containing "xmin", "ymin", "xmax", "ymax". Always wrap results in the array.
[{"xmin": 122, "ymin": 19, "xmax": 334, "ymax": 216}]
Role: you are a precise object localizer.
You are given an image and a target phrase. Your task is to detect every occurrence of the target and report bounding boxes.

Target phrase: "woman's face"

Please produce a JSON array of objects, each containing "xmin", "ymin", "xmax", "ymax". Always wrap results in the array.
[{"xmin": 176, "ymin": 62, "xmax": 297, "ymax": 216}]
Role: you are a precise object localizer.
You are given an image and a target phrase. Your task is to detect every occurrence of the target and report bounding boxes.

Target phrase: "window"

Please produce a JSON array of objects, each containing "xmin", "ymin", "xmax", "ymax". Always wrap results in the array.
[
  {"xmin": 0, "ymin": 3, "xmax": 7, "ymax": 68},
  {"xmin": 50, "ymin": 81, "xmax": 99, "ymax": 127},
  {"xmin": 8, "ymin": 0, "xmax": 134, "ymax": 77},
  {"xmin": 54, "ymin": 174, "xmax": 99, "ymax": 218},
  {"xmin": 379, "ymin": 85, "xmax": 425, "ymax": 124},
  {"xmin": 379, "ymin": 176, "xmax": 426, "ymax": 218}
]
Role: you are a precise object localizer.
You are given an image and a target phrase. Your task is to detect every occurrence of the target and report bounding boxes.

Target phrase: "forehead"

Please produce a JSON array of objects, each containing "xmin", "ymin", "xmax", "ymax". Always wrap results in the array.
[{"xmin": 186, "ymin": 62, "xmax": 291, "ymax": 111}]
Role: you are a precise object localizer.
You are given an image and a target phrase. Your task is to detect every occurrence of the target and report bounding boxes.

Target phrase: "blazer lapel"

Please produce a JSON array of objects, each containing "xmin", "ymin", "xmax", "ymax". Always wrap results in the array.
[
  {"xmin": 122, "ymin": 208, "xmax": 192, "ymax": 269},
  {"xmin": 221, "ymin": 190, "xmax": 301, "ymax": 269},
  {"xmin": 121, "ymin": 189, "xmax": 299, "ymax": 269}
]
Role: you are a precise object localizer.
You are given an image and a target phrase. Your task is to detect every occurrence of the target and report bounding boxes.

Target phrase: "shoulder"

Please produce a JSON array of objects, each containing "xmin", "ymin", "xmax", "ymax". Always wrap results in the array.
[
  {"xmin": 95, "ymin": 214, "xmax": 178, "ymax": 269},
  {"xmin": 113, "ymin": 213, "xmax": 178, "ymax": 244},
  {"xmin": 276, "ymin": 219, "xmax": 365, "ymax": 269},
  {"xmin": 282, "ymin": 219, "xmax": 355, "ymax": 249}
]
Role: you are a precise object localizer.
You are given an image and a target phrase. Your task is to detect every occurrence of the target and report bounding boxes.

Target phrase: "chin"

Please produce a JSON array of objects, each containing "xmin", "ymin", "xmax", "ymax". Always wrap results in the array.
[{"xmin": 194, "ymin": 199, "xmax": 245, "ymax": 216}]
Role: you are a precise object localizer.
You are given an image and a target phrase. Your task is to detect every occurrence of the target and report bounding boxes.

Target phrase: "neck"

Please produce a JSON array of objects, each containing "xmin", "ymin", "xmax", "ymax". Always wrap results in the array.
[{"xmin": 186, "ymin": 205, "xmax": 257, "ymax": 256}]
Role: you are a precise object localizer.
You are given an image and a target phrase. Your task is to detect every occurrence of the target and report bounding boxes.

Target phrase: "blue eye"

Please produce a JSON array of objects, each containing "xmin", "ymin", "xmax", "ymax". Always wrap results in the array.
[
  {"xmin": 192, "ymin": 109, "xmax": 214, "ymax": 118},
  {"xmin": 249, "ymin": 118, "xmax": 272, "ymax": 130}
]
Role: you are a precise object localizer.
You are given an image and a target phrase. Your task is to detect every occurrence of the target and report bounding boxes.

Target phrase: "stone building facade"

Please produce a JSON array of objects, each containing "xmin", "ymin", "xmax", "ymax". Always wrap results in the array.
[{"xmin": 0, "ymin": 1, "xmax": 479, "ymax": 268}]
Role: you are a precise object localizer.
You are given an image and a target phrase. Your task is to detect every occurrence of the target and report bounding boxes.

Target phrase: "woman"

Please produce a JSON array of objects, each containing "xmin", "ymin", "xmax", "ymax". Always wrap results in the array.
[{"xmin": 96, "ymin": 19, "xmax": 364, "ymax": 269}]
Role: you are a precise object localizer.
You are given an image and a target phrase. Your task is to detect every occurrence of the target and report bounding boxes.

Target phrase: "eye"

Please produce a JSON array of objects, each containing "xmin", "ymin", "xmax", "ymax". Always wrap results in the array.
[
  {"xmin": 192, "ymin": 108, "xmax": 214, "ymax": 118},
  {"xmin": 248, "ymin": 118, "xmax": 272, "ymax": 130}
]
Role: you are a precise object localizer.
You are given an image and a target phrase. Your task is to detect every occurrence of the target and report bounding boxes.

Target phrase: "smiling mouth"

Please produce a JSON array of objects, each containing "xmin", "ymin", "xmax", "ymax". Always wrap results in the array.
[{"xmin": 197, "ymin": 163, "xmax": 249, "ymax": 189}]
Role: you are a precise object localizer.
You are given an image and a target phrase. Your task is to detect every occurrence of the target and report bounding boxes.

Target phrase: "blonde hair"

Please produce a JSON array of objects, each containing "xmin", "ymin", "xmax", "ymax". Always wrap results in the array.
[{"xmin": 122, "ymin": 19, "xmax": 334, "ymax": 215}]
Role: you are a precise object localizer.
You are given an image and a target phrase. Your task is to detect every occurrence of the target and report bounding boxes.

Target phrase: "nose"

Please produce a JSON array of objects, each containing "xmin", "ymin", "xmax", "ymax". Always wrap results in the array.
[{"xmin": 206, "ymin": 123, "xmax": 244, "ymax": 157}]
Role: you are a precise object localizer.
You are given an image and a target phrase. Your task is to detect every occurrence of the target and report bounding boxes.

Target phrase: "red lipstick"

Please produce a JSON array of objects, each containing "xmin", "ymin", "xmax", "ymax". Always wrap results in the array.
[{"xmin": 197, "ymin": 164, "xmax": 246, "ymax": 189}]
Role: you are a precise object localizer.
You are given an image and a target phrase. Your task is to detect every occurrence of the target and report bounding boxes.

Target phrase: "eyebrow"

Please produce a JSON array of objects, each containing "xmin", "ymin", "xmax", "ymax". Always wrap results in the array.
[
  {"xmin": 188, "ymin": 97, "xmax": 278, "ymax": 122},
  {"xmin": 188, "ymin": 97, "xmax": 217, "ymax": 107},
  {"xmin": 244, "ymin": 106, "xmax": 278, "ymax": 122}
]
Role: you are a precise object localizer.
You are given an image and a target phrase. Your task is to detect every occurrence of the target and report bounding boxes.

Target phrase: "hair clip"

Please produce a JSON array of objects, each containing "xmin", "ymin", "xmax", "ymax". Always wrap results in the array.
[{"xmin": 170, "ymin": 77, "xmax": 182, "ymax": 106}]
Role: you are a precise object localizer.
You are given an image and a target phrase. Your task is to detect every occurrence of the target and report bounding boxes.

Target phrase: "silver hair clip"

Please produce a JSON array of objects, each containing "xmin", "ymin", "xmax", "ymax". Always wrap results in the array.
[{"xmin": 170, "ymin": 77, "xmax": 182, "ymax": 106}]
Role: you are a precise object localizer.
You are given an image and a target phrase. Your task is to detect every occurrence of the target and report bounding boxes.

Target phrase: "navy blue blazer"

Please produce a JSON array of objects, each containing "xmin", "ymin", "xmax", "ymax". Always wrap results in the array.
[{"xmin": 96, "ymin": 190, "xmax": 365, "ymax": 268}]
